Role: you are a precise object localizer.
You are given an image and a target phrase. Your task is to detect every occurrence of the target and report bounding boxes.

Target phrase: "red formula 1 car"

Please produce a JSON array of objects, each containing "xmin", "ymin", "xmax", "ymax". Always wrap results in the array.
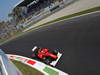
[{"xmin": 31, "ymin": 46, "xmax": 62, "ymax": 66}]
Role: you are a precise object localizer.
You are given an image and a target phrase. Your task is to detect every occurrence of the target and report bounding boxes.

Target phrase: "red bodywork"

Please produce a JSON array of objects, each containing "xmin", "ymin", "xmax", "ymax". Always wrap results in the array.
[{"xmin": 37, "ymin": 49, "xmax": 58, "ymax": 60}]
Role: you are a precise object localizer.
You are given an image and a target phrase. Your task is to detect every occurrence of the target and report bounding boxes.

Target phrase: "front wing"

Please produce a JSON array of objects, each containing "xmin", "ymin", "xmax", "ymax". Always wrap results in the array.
[{"xmin": 50, "ymin": 52, "xmax": 62, "ymax": 66}]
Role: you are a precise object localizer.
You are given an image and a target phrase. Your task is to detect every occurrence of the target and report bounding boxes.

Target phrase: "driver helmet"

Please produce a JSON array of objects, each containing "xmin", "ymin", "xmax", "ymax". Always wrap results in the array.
[
  {"xmin": 38, "ymin": 49, "xmax": 48, "ymax": 53},
  {"xmin": 42, "ymin": 49, "xmax": 48, "ymax": 52}
]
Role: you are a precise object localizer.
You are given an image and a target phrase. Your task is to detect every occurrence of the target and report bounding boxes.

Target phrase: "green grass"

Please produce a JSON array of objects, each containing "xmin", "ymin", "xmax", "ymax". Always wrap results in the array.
[
  {"xmin": 11, "ymin": 60, "xmax": 44, "ymax": 75},
  {"xmin": 0, "ymin": 30, "xmax": 23, "ymax": 45},
  {"xmin": 0, "ymin": 37, "xmax": 9, "ymax": 43},
  {"xmin": 43, "ymin": 67, "xmax": 59, "ymax": 75},
  {"xmin": 0, "ymin": 6, "xmax": 100, "ymax": 44}
]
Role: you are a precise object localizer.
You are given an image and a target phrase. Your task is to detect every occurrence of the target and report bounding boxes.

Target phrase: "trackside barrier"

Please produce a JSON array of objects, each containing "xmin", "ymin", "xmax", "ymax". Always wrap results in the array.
[
  {"xmin": 0, "ymin": 56, "xmax": 8, "ymax": 75},
  {"xmin": 0, "ymin": 49, "xmax": 22, "ymax": 75},
  {"xmin": 21, "ymin": 0, "xmax": 75, "ymax": 28},
  {"xmin": 7, "ymin": 54, "xmax": 68, "ymax": 75}
]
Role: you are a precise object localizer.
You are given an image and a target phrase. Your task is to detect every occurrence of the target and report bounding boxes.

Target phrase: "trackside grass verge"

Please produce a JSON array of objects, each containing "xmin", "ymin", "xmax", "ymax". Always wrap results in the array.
[
  {"xmin": 0, "ymin": 6, "xmax": 100, "ymax": 44},
  {"xmin": 28, "ymin": 6, "xmax": 100, "ymax": 31},
  {"xmin": 11, "ymin": 60, "xmax": 44, "ymax": 75},
  {"xmin": 0, "ymin": 31, "xmax": 22, "ymax": 45}
]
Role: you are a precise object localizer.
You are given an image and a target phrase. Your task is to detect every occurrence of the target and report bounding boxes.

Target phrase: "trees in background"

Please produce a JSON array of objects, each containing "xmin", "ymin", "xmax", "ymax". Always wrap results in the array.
[{"xmin": 0, "ymin": 21, "xmax": 17, "ymax": 39}]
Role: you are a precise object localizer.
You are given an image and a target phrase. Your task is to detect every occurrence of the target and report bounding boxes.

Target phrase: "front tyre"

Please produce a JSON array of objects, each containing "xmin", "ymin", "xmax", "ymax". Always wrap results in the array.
[{"xmin": 30, "ymin": 54, "xmax": 36, "ymax": 59}]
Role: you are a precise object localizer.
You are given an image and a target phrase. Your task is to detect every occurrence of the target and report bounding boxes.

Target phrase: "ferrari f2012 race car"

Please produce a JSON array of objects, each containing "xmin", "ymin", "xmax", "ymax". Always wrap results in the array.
[{"xmin": 30, "ymin": 46, "xmax": 62, "ymax": 66}]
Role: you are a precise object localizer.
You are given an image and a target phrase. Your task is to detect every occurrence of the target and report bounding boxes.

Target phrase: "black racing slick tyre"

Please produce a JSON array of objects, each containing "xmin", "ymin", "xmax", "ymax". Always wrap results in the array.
[
  {"xmin": 31, "ymin": 54, "xmax": 36, "ymax": 58},
  {"xmin": 52, "ymin": 50, "xmax": 58, "ymax": 55},
  {"xmin": 44, "ymin": 59, "xmax": 51, "ymax": 65}
]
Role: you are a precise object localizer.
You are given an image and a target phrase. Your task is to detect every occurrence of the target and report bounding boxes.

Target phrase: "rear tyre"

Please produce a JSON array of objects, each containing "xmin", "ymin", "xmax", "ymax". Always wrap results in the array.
[
  {"xmin": 52, "ymin": 50, "xmax": 58, "ymax": 55},
  {"xmin": 44, "ymin": 59, "xmax": 51, "ymax": 65}
]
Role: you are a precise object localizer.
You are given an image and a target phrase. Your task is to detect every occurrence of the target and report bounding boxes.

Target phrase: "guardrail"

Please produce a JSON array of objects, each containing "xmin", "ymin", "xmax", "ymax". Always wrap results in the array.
[
  {"xmin": 7, "ymin": 54, "xmax": 68, "ymax": 75},
  {"xmin": 0, "ymin": 49, "xmax": 22, "ymax": 75}
]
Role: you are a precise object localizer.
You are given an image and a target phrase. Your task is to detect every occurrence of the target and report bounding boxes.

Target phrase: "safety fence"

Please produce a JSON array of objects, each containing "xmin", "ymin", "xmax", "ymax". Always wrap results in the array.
[
  {"xmin": 21, "ymin": 0, "xmax": 75, "ymax": 28},
  {"xmin": 0, "ymin": 49, "xmax": 22, "ymax": 75}
]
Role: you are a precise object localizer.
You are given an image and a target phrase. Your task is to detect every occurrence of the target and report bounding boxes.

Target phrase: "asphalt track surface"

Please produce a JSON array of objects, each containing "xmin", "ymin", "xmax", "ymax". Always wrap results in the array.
[{"xmin": 0, "ymin": 12, "xmax": 100, "ymax": 75}]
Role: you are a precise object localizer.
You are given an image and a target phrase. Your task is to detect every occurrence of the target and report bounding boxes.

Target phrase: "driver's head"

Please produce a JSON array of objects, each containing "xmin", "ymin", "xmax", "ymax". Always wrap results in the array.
[
  {"xmin": 39, "ymin": 49, "xmax": 48, "ymax": 53},
  {"xmin": 42, "ymin": 49, "xmax": 48, "ymax": 52}
]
